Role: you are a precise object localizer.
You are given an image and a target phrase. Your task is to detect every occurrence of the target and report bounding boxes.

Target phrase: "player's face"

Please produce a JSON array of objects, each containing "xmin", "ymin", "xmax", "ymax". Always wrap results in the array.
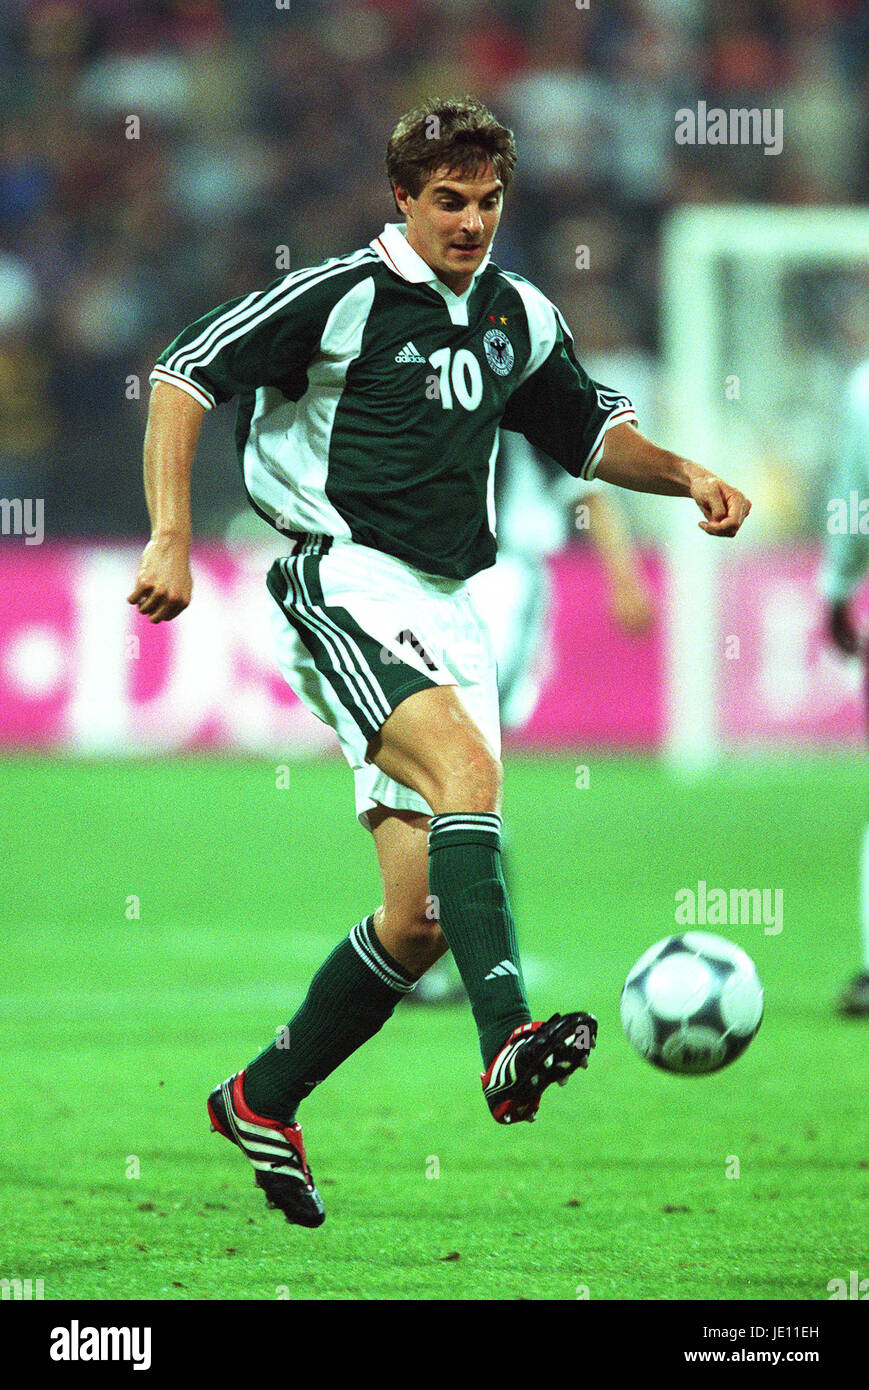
[{"xmin": 395, "ymin": 163, "xmax": 503, "ymax": 294}]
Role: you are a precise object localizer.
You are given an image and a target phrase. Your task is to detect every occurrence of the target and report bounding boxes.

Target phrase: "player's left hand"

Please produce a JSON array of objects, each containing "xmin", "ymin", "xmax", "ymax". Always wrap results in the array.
[{"xmin": 690, "ymin": 473, "xmax": 751, "ymax": 537}]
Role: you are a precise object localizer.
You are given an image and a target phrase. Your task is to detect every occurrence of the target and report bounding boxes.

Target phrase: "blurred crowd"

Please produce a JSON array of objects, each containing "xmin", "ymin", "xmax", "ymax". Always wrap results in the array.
[{"xmin": 1, "ymin": 0, "xmax": 868, "ymax": 538}]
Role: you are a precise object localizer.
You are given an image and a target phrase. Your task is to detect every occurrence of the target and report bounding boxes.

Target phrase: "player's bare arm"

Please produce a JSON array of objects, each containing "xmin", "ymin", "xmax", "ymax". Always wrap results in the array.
[
  {"xmin": 596, "ymin": 421, "xmax": 751, "ymax": 538},
  {"xmin": 127, "ymin": 381, "xmax": 204, "ymax": 623}
]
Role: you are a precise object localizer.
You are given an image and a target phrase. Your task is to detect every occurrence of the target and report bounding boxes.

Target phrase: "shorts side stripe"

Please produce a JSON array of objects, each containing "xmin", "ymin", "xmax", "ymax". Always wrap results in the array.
[
  {"xmin": 295, "ymin": 556, "xmax": 395, "ymax": 722},
  {"xmin": 281, "ymin": 558, "xmax": 388, "ymax": 736},
  {"xmin": 293, "ymin": 558, "xmax": 392, "ymax": 722},
  {"xmin": 268, "ymin": 553, "xmax": 439, "ymax": 745}
]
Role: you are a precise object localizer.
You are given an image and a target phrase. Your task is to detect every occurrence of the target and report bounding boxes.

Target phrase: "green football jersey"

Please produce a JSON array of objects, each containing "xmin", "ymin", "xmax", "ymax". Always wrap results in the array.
[{"xmin": 150, "ymin": 222, "xmax": 636, "ymax": 579}]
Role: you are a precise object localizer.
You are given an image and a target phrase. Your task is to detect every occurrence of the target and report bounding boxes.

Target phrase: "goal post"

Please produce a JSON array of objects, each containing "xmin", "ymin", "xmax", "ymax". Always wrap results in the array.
[{"xmin": 659, "ymin": 205, "xmax": 869, "ymax": 769}]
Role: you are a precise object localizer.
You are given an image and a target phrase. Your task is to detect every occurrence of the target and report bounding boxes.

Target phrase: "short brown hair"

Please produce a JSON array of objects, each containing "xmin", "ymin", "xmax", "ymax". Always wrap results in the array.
[{"xmin": 386, "ymin": 97, "xmax": 517, "ymax": 201}]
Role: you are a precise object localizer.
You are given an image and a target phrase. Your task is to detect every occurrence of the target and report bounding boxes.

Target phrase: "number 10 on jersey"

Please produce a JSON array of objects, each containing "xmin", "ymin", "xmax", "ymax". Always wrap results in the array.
[{"xmin": 427, "ymin": 347, "xmax": 484, "ymax": 410}]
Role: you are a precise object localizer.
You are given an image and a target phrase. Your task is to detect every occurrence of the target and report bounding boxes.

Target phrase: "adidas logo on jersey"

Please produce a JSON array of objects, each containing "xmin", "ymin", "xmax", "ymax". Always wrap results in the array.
[
  {"xmin": 484, "ymin": 960, "xmax": 520, "ymax": 980},
  {"xmin": 394, "ymin": 341, "xmax": 425, "ymax": 363}
]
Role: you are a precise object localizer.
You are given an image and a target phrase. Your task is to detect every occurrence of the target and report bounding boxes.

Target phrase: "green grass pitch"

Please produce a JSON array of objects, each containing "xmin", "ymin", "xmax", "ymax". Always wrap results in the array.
[{"xmin": 1, "ymin": 752, "xmax": 866, "ymax": 1301}]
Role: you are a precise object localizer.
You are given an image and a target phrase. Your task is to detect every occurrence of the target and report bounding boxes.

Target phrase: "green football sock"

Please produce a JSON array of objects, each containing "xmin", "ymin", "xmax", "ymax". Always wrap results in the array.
[
  {"xmin": 428, "ymin": 811, "xmax": 532, "ymax": 1066},
  {"xmin": 241, "ymin": 915, "xmax": 415, "ymax": 1122}
]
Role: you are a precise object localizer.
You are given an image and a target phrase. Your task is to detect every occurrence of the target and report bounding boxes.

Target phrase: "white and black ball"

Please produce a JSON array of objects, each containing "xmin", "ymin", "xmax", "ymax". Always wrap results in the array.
[{"xmin": 620, "ymin": 932, "xmax": 764, "ymax": 1075}]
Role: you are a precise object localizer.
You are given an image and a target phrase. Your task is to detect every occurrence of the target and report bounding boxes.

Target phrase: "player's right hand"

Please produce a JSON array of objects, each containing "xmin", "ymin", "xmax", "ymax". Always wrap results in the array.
[{"xmin": 127, "ymin": 534, "xmax": 192, "ymax": 623}]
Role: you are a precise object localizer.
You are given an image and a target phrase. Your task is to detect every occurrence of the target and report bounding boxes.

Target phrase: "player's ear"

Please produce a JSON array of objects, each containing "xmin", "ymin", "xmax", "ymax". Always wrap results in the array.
[{"xmin": 393, "ymin": 183, "xmax": 411, "ymax": 217}]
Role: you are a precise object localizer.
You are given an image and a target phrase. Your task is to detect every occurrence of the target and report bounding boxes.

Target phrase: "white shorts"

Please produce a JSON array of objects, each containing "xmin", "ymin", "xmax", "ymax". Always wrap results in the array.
[{"xmin": 266, "ymin": 536, "xmax": 501, "ymax": 830}]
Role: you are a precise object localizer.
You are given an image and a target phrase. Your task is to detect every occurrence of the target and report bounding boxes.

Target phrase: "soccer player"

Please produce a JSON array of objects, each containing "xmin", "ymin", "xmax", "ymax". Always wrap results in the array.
[
  {"xmin": 128, "ymin": 99, "xmax": 751, "ymax": 1227},
  {"xmin": 820, "ymin": 358, "xmax": 869, "ymax": 1018}
]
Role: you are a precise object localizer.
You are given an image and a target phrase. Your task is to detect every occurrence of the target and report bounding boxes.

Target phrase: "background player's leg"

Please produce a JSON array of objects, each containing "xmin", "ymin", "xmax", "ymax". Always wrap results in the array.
[{"xmin": 367, "ymin": 684, "xmax": 532, "ymax": 1065}]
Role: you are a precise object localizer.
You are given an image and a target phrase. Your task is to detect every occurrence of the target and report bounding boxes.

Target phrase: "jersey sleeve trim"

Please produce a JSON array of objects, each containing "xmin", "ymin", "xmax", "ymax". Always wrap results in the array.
[
  {"xmin": 152, "ymin": 249, "xmax": 379, "ymax": 407},
  {"xmin": 163, "ymin": 252, "xmax": 376, "ymax": 380},
  {"xmin": 583, "ymin": 404, "xmax": 638, "ymax": 480},
  {"xmin": 149, "ymin": 365, "xmax": 216, "ymax": 410}
]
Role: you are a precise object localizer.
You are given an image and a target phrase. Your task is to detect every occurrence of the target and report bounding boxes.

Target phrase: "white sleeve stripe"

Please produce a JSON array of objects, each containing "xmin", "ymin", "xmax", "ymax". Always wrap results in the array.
[
  {"xmin": 173, "ymin": 252, "xmax": 377, "ymax": 379},
  {"xmin": 166, "ymin": 263, "xmax": 328, "ymax": 376},
  {"xmin": 166, "ymin": 250, "xmax": 372, "ymax": 374},
  {"xmin": 583, "ymin": 407, "xmax": 638, "ymax": 480},
  {"xmin": 165, "ymin": 250, "xmax": 377, "ymax": 378},
  {"xmin": 165, "ymin": 287, "xmax": 260, "ymax": 377},
  {"xmin": 149, "ymin": 366, "xmax": 216, "ymax": 410}
]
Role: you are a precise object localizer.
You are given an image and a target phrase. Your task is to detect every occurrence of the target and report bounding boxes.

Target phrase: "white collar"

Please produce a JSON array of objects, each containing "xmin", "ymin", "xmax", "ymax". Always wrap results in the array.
[{"xmin": 370, "ymin": 222, "xmax": 492, "ymax": 300}]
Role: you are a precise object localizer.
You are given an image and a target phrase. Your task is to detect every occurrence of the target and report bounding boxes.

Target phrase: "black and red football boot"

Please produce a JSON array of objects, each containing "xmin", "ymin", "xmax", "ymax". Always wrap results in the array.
[
  {"xmin": 207, "ymin": 1071, "xmax": 325, "ymax": 1227},
  {"xmin": 481, "ymin": 1012, "xmax": 597, "ymax": 1124}
]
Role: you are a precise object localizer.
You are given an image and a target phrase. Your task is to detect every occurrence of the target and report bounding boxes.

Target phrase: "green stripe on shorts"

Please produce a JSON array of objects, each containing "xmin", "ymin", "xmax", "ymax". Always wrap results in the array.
[{"xmin": 267, "ymin": 555, "xmax": 437, "ymax": 742}]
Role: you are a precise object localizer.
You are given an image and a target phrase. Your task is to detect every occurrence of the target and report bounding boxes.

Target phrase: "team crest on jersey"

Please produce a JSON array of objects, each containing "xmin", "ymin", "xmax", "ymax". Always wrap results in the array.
[{"xmin": 483, "ymin": 327, "xmax": 514, "ymax": 376}]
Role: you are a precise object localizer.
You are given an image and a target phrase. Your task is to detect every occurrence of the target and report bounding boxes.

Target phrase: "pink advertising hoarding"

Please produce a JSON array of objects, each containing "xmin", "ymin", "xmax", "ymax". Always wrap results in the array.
[
  {"xmin": 0, "ymin": 543, "xmax": 333, "ymax": 754},
  {"xmin": 505, "ymin": 549, "xmax": 665, "ymax": 747},
  {"xmin": 719, "ymin": 549, "xmax": 867, "ymax": 743},
  {"xmin": 0, "ymin": 542, "xmax": 864, "ymax": 752}
]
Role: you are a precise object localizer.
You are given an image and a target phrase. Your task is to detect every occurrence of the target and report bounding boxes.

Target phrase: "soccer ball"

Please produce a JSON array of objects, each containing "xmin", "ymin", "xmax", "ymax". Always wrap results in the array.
[{"xmin": 620, "ymin": 932, "xmax": 763, "ymax": 1075}]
